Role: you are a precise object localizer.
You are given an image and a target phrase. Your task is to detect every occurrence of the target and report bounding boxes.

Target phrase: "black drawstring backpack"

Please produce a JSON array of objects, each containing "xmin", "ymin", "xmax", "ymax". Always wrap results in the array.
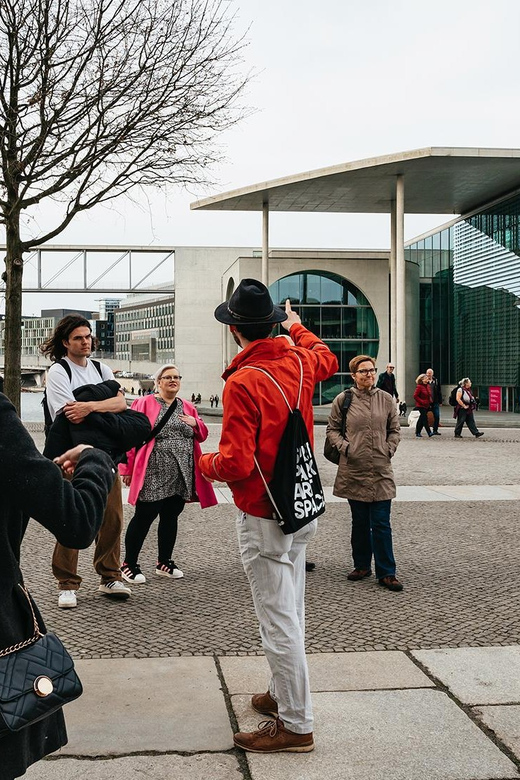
[{"xmin": 243, "ymin": 353, "xmax": 325, "ymax": 534}]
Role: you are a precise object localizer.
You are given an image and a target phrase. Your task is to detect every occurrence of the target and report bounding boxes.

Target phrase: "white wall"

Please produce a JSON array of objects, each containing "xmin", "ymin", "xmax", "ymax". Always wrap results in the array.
[
  {"xmin": 174, "ymin": 246, "xmax": 420, "ymax": 404},
  {"xmin": 174, "ymin": 246, "xmax": 256, "ymax": 400}
]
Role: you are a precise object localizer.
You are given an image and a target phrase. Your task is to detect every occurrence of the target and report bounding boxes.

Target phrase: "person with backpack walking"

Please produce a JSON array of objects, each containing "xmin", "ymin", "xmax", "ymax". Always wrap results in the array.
[
  {"xmin": 40, "ymin": 314, "xmax": 132, "ymax": 609},
  {"xmin": 326, "ymin": 355, "xmax": 402, "ymax": 593},
  {"xmin": 413, "ymin": 374, "xmax": 434, "ymax": 438},
  {"xmin": 453, "ymin": 378, "xmax": 484, "ymax": 439},
  {"xmin": 199, "ymin": 279, "xmax": 337, "ymax": 754}
]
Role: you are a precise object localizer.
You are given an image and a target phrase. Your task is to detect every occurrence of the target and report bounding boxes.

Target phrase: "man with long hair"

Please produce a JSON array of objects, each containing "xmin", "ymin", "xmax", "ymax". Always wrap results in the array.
[{"xmin": 41, "ymin": 314, "xmax": 131, "ymax": 608}]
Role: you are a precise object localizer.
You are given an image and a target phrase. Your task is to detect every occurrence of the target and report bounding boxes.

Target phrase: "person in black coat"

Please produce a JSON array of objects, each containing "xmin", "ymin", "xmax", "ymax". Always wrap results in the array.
[
  {"xmin": 0, "ymin": 393, "xmax": 116, "ymax": 780},
  {"xmin": 376, "ymin": 364, "xmax": 399, "ymax": 403}
]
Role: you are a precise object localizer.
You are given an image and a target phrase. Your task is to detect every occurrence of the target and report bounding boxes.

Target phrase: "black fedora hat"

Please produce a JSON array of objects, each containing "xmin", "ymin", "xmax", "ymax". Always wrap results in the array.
[{"xmin": 214, "ymin": 278, "xmax": 287, "ymax": 326}]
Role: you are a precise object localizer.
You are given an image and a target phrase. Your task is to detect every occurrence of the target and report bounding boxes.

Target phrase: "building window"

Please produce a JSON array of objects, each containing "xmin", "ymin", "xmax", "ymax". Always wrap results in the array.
[{"xmin": 269, "ymin": 270, "xmax": 379, "ymax": 405}]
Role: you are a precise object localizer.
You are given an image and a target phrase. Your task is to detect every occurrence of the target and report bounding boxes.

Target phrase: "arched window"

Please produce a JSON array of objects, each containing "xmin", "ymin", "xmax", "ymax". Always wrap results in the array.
[{"xmin": 269, "ymin": 271, "xmax": 379, "ymax": 404}]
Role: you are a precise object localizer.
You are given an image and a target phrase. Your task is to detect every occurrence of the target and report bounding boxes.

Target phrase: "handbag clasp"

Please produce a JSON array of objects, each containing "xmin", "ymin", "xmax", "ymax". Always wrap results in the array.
[{"xmin": 34, "ymin": 676, "xmax": 54, "ymax": 697}]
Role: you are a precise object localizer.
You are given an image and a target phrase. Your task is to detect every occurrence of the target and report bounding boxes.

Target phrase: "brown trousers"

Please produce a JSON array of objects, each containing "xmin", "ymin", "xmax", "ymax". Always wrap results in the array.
[{"xmin": 52, "ymin": 477, "xmax": 123, "ymax": 590}]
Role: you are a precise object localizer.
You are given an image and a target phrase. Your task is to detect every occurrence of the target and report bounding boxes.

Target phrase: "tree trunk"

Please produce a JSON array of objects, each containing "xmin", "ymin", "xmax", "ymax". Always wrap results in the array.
[{"xmin": 3, "ymin": 212, "xmax": 23, "ymax": 416}]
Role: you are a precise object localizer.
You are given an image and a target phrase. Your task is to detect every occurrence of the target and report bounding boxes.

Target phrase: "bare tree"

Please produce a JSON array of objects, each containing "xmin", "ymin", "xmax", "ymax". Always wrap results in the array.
[{"xmin": 0, "ymin": 0, "xmax": 248, "ymax": 411}]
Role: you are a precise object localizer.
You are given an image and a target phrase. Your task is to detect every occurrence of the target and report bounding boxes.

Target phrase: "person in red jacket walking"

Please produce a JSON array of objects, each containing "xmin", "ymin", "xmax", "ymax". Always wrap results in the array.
[
  {"xmin": 413, "ymin": 374, "xmax": 434, "ymax": 438},
  {"xmin": 199, "ymin": 279, "xmax": 337, "ymax": 754}
]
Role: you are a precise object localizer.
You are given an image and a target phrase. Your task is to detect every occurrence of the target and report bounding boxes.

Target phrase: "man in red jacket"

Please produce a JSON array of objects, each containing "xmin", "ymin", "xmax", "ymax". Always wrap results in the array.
[{"xmin": 200, "ymin": 279, "xmax": 338, "ymax": 754}]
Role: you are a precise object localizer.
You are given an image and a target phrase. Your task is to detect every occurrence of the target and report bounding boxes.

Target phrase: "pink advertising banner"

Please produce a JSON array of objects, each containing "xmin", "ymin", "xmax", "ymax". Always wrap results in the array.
[{"xmin": 489, "ymin": 386, "xmax": 502, "ymax": 412}]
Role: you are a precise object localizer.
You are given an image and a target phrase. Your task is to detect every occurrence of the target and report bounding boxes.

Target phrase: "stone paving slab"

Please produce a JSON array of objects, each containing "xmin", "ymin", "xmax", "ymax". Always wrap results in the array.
[
  {"xmin": 233, "ymin": 689, "xmax": 519, "ymax": 780},
  {"xmin": 58, "ymin": 657, "xmax": 233, "ymax": 755},
  {"xmin": 220, "ymin": 651, "xmax": 433, "ymax": 694},
  {"xmin": 394, "ymin": 485, "xmax": 458, "ymax": 501},
  {"xmin": 25, "ymin": 754, "xmax": 242, "ymax": 780},
  {"xmin": 431, "ymin": 485, "xmax": 520, "ymax": 501},
  {"xmin": 413, "ymin": 647, "xmax": 520, "ymax": 705},
  {"xmin": 475, "ymin": 705, "xmax": 520, "ymax": 758}
]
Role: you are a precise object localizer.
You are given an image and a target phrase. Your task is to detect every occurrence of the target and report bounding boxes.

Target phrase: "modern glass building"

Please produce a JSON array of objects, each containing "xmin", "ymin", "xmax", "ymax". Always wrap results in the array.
[
  {"xmin": 269, "ymin": 270, "xmax": 379, "ymax": 404},
  {"xmin": 406, "ymin": 192, "xmax": 520, "ymax": 411}
]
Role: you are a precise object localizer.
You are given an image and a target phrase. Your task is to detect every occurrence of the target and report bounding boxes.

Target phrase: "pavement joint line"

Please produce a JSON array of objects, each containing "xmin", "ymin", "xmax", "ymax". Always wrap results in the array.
[
  {"xmin": 213, "ymin": 654, "xmax": 254, "ymax": 780},
  {"xmin": 41, "ymin": 748, "xmax": 239, "ymax": 762},
  {"xmin": 404, "ymin": 650, "xmax": 520, "ymax": 774}
]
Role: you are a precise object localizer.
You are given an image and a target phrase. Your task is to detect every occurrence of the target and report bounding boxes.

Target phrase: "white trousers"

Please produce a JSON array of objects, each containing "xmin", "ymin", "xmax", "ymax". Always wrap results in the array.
[{"xmin": 236, "ymin": 511, "xmax": 317, "ymax": 733}]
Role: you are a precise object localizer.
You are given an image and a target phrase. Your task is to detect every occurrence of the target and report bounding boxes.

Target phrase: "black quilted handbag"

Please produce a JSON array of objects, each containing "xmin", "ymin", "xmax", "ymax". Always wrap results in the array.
[{"xmin": 0, "ymin": 584, "xmax": 82, "ymax": 735}]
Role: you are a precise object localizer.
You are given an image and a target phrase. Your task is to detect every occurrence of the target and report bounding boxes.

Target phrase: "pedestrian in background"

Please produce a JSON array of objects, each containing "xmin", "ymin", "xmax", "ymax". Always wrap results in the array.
[
  {"xmin": 326, "ymin": 355, "xmax": 403, "ymax": 592},
  {"xmin": 413, "ymin": 374, "xmax": 434, "ymax": 438},
  {"xmin": 119, "ymin": 366, "xmax": 217, "ymax": 582},
  {"xmin": 454, "ymin": 378, "xmax": 484, "ymax": 439},
  {"xmin": 214, "ymin": 393, "xmax": 219, "ymax": 408},
  {"xmin": 210, "ymin": 394, "xmax": 215, "ymax": 408},
  {"xmin": 376, "ymin": 363, "xmax": 399, "ymax": 405},
  {"xmin": 426, "ymin": 368, "xmax": 442, "ymax": 434}
]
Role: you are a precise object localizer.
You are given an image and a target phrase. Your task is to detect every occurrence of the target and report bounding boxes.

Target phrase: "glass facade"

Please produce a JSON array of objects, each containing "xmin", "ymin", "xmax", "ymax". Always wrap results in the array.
[
  {"xmin": 405, "ymin": 226, "xmax": 454, "ymax": 387},
  {"xmin": 269, "ymin": 271, "xmax": 379, "ymax": 404},
  {"xmin": 406, "ymin": 192, "xmax": 520, "ymax": 411}
]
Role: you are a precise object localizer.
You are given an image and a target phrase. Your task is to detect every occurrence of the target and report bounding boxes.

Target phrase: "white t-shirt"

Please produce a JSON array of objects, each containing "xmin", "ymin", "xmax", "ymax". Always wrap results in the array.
[{"xmin": 46, "ymin": 357, "xmax": 115, "ymax": 421}]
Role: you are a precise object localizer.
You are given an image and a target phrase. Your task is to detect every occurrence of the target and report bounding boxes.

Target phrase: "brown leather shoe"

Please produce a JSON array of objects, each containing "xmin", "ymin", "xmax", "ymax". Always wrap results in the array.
[
  {"xmin": 378, "ymin": 575, "xmax": 403, "ymax": 592},
  {"xmin": 347, "ymin": 567, "xmax": 372, "ymax": 581},
  {"xmin": 234, "ymin": 718, "xmax": 314, "ymax": 753},
  {"xmin": 251, "ymin": 690, "xmax": 278, "ymax": 717}
]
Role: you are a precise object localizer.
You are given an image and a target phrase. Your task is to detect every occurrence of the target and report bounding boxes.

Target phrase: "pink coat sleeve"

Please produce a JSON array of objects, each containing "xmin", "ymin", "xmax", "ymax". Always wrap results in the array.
[{"xmin": 118, "ymin": 397, "xmax": 143, "ymax": 477}]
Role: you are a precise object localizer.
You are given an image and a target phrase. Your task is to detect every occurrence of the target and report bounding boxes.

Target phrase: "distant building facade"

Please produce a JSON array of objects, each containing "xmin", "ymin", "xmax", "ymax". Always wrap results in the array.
[
  {"xmin": 95, "ymin": 298, "xmax": 121, "ymax": 357},
  {"xmin": 0, "ymin": 308, "xmax": 94, "ymax": 358},
  {"xmin": 114, "ymin": 288, "xmax": 175, "ymax": 364}
]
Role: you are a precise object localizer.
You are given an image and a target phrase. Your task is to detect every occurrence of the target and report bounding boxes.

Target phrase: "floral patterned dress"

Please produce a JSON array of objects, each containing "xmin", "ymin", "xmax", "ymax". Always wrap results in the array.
[{"xmin": 139, "ymin": 397, "xmax": 194, "ymax": 502}]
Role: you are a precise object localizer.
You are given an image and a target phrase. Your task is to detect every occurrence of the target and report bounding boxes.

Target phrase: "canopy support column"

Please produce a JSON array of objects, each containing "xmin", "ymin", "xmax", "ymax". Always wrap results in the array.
[
  {"xmin": 390, "ymin": 200, "xmax": 397, "ymax": 363},
  {"xmin": 262, "ymin": 201, "xmax": 269, "ymax": 285},
  {"xmin": 395, "ymin": 174, "xmax": 406, "ymax": 401}
]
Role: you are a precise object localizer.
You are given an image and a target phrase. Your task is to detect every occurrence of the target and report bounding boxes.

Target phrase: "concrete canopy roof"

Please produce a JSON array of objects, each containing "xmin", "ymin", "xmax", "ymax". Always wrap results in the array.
[{"xmin": 191, "ymin": 147, "xmax": 520, "ymax": 215}]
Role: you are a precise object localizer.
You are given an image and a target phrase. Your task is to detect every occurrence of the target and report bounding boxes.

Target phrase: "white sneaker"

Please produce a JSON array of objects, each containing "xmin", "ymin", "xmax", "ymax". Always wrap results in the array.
[
  {"xmin": 155, "ymin": 560, "xmax": 184, "ymax": 579},
  {"xmin": 98, "ymin": 580, "xmax": 131, "ymax": 599},
  {"xmin": 58, "ymin": 590, "xmax": 77, "ymax": 609},
  {"xmin": 121, "ymin": 562, "xmax": 146, "ymax": 584}
]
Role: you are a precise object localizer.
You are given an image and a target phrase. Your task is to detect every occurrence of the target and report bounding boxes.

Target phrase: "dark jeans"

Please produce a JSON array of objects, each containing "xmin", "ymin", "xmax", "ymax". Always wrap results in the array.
[
  {"xmin": 431, "ymin": 403, "xmax": 440, "ymax": 432},
  {"xmin": 347, "ymin": 499, "xmax": 396, "ymax": 579},
  {"xmin": 454, "ymin": 408, "xmax": 479, "ymax": 437},
  {"xmin": 415, "ymin": 408, "xmax": 431, "ymax": 436},
  {"xmin": 124, "ymin": 495, "xmax": 186, "ymax": 565}
]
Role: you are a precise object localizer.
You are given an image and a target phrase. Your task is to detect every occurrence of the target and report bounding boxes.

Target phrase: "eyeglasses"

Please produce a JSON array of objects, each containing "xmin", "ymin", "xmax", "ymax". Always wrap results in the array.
[
  {"xmin": 388, "ymin": 366, "xmax": 394, "ymax": 370},
  {"xmin": 355, "ymin": 367, "xmax": 377, "ymax": 376},
  {"xmin": 160, "ymin": 374, "xmax": 181, "ymax": 381}
]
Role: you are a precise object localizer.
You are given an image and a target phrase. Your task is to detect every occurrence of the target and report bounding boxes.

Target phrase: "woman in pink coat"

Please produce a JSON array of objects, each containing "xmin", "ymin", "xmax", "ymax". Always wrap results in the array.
[{"xmin": 119, "ymin": 365, "xmax": 217, "ymax": 583}]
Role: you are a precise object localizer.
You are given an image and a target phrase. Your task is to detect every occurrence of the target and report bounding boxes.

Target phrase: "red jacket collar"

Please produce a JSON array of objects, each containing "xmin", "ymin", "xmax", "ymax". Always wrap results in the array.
[{"xmin": 222, "ymin": 337, "xmax": 290, "ymax": 380}]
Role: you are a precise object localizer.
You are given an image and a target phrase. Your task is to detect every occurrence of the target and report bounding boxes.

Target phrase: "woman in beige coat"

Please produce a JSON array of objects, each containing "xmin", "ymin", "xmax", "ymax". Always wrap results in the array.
[{"xmin": 326, "ymin": 354, "xmax": 403, "ymax": 591}]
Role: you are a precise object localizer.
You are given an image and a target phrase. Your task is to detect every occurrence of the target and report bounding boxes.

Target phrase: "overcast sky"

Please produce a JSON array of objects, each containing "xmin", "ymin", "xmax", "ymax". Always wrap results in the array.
[{"xmin": 5, "ymin": 0, "xmax": 520, "ymax": 314}]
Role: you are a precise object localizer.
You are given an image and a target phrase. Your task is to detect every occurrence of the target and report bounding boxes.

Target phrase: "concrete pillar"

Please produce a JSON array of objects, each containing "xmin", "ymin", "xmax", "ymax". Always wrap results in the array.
[
  {"xmin": 262, "ymin": 201, "xmax": 269, "ymax": 286},
  {"xmin": 390, "ymin": 200, "xmax": 397, "ymax": 364},
  {"xmin": 395, "ymin": 175, "xmax": 406, "ymax": 401}
]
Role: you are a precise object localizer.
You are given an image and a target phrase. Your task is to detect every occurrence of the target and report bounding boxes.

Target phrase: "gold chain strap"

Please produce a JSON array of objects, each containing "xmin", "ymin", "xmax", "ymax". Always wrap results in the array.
[{"xmin": 0, "ymin": 584, "xmax": 42, "ymax": 659}]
